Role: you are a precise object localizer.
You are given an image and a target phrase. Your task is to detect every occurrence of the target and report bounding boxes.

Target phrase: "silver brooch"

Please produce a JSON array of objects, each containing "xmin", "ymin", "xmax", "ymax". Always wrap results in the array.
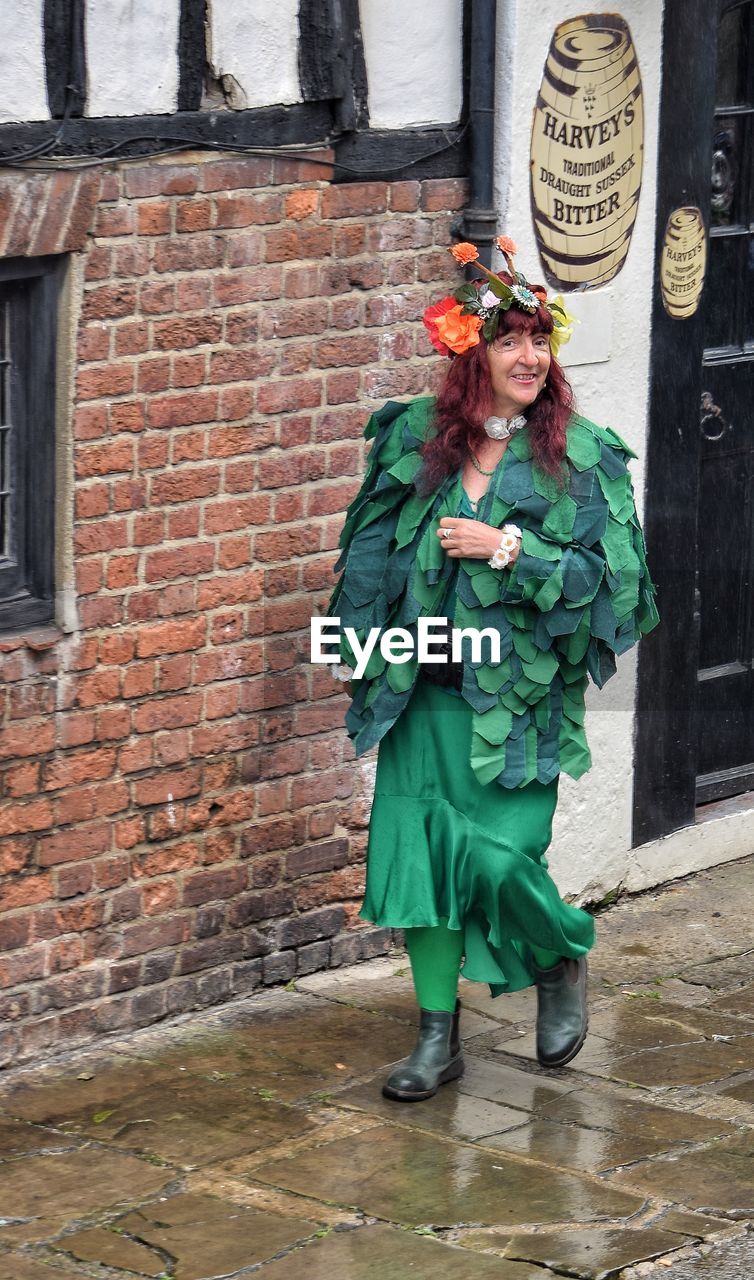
[{"xmin": 483, "ymin": 414, "xmax": 527, "ymax": 440}]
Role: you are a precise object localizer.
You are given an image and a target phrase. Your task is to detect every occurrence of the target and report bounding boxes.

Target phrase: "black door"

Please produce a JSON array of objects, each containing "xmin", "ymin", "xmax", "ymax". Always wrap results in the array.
[
  {"xmin": 634, "ymin": 0, "xmax": 754, "ymax": 841},
  {"xmin": 696, "ymin": 2, "xmax": 754, "ymax": 803}
]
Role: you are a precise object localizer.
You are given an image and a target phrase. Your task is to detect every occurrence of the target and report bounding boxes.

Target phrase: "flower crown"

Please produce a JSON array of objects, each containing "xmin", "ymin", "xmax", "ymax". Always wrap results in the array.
[{"xmin": 423, "ymin": 236, "xmax": 575, "ymax": 359}]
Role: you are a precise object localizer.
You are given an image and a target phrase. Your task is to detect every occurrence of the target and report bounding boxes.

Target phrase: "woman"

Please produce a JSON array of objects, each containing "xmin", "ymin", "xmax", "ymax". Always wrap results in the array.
[{"xmin": 323, "ymin": 236, "xmax": 659, "ymax": 1102}]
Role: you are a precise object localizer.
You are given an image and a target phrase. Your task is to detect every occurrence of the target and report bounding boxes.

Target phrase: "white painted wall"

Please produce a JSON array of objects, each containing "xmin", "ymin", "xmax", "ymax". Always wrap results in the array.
[
  {"xmin": 86, "ymin": 0, "xmax": 180, "ymax": 118},
  {"xmin": 208, "ymin": 0, "xmax": 302, "ymax": 110},
  {"xmin": 361, "ymin": 0, "xmax": 464, "ymax": 128},
  {"xmin": 0, "ymin": 0, "xmax": 49, "ymax": 124},
  {"xmin": 494, "ymin": 0, "xmax": 666, "ymax": 901}
]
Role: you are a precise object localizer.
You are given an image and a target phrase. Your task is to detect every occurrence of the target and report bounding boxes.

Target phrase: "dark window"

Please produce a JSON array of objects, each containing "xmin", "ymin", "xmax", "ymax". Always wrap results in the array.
[{"xmin": 0, "ymin": 257, "xmax": 62, "ymax": 633}]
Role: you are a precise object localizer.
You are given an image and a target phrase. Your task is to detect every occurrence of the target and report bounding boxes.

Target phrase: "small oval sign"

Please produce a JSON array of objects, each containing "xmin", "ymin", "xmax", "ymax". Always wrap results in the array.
[
  {"xmin": 530, "ymin": 13, "xmax": 645, "ymax": 290},
  {"xmin": 660, "ymin": 206, "xmax": 707, "ymax": 319}
]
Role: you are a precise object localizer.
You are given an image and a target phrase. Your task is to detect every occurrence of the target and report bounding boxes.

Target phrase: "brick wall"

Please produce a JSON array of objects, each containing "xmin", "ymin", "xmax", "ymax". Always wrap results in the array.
[{"xmin": 0, "ymin": 149, "xmax": 468, "ymax": 1065}]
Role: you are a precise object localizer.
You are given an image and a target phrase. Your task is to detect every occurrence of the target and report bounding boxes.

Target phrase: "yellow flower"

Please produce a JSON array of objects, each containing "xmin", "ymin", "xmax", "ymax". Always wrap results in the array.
[{"xmin": 548, "ymin": 295, "xmax": 577, "ymax": 358}]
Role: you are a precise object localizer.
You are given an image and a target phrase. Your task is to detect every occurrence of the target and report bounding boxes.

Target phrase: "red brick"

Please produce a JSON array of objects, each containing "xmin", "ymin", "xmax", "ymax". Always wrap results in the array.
[
  {"xmin": 326, "ymin": 370, "xmax": 361, "ymax": 404},
  {"xmin": 154, "ymin": 235, "xmax": 224, "ymax": 274},
  {"xmin": 321, "ymin": 182, "xmax": 388, "ymax": 218},
  {"xmin": 75, "ymin": 437, "xmax": 134, "ymax": 478},
  {"xmin": 133, "ymin": 765, "xmax": 201, "ymax": 807},
  {"xmin": 420, "ymin": 177, "xmax": 469, "ymax": 211},
  {"xmin": 152, "ymin": 465, "xmax": 221, "ymax": 505},
  {"xmin": 113, "ymin": 242, "xmax": 151, "ymax": 277},
  {"xmin": 138, "ymin": 356, "xmax": 171, "ymax": 393},
  {"xmin": 132, "ymin": 693, "xmax": 202, "ymax": 733},
  {"xmin": 285, "ymin": 190, "xmax": 319, "ymax": 221},
  {"xmin": 111, "ymin": 401, "xmax": 146, "ymax": 433},
  {"xmin": 0, "ymin": 721, "xmax": 55, "ymax": 761},
  {"xmin": 153, "ymin": 315, "xmax": 222, "ymax": 350},
  {"xmin": 218, "ymin": 385, "xmax": 254, "ymax": 421},
  {"xmin": 390, "ymin": 181, "xmax": 421, "ymax": 212},
  {"xmin": 44, "ymin": 745, "xmax": 117, "ymax": 791},
  {"xmin": 94, "ymin": 204, "xmax": 134, "ymax": 236},
  {"xmin": 78, "ymin": 325, "xmax": 110, "ymax": 362},
  {"xmin": 76, "ymin": 363, "xmax": 135, "ymax": 401},
  {"xmin": 173, "ymin": 353, "xmax": 206, "ymax": 387},
  {"xmin": 137, "ymin": 200, "xmax": 171, "ymax": 235},
  {"xmin": 147, "ymin": 391, "xmax": 219, "ymax": 429},
  {"xmin": 214, "ymin": 192, "xmax": 283, "ymax": 227},
  {"xmin": 315, "ymin": 335, "xmax": 380, "ymax": 368},
  {"xmin": 196, "ymin": 571, "xmax": 263, "ymax": 611},
  {"xmin": 200, "ymin": 157, "xmax": 274, "ymax": 191},
  {"xmin": 265, "ymin": 226, "xmax": 333, "ymax": 262},
  {"xmin": 74, "ymin": 404, "xmax": 108, "ymax": 441},
  {"xmin": 139, "ymin": 281, "xmax": 175, "ymax": 314},
  {"xmin": 119, "ymin": 736, "xmax": 154, "ymax": 772},
  {"xmin": 166, "ymin": 507, "xmax": 200, "ymax": 538},
  {"xmin": 182, "ymin": 866, "xmax": 247, "ymax": 907},
  {"xmin": 112, "ymin": 477, "xmax": 147, "ymax": 512},
  {"xmin": 0, "ymin": 838, "xmax": 33, "ymax": 876},
  {"xmin": 175, "ymin": 198, "xmax": 212, "ymax": 232},
  {"xmin": 194, "ymin": 642, "xmax": 262, "ymax": 685},
  {"xmin": 226, "ymin": 233, "xmax": 264, "ymax": 268},
  {"xmin": 136, "ymin": 617, "xmax": 206, "ymax": 658},
  {"xmin": 203, "ymin": 496, "xmax": 268, "ymax": 535},
  {"xmin": 132, "ymin": 841, "xmax": 200, "ymax": 878},
  {"xmin": 83, "ymin": 283, "xmax": 136, "ymax": 321},
  {"xmin": 106, "ymin": 554, "xmax": 139, "ymax": 588},
  {"xmin": 256, "ymin": 378, "xmax": 322, "ymax": 415},
  {"xmin": 213, "ymin": 267, "xmax": 282, "ymax": 306},
  {"xmin": 125, "ymin": 164, "xmax": 199, "ymax": 197},
  {"xmin": 114, "ymin": 321, "xmax": 150, "ymax": 355},
  {"xmin": 67, "ymin": 668, "xmax": 121, "ymax": 709},
  {"xmin": 0, "ymin": 873, "xmax": 53, "ymax": 910}
]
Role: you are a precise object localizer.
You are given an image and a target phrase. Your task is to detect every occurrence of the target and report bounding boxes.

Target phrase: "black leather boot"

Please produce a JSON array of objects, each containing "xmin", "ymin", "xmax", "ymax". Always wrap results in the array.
[
  {"xmin": 382, "ymin": 997, "xmax": 464, "ymax": 1102},
  {"xmin": 532, "ymin": 955, "xmax": 588, "ymax": 1068}
]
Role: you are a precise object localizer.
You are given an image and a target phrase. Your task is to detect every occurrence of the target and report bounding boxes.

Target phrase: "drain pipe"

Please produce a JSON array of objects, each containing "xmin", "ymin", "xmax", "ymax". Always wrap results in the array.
[{"xmin": 459, "ymin": 0, "xmax": 497, "ymax": 268}]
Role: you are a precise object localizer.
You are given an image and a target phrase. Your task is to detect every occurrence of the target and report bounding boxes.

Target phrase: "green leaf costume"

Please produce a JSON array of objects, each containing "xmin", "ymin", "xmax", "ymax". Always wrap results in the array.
[{"xmin": 324, "ymin": 396, "xmax": 659, "ymax": 791}]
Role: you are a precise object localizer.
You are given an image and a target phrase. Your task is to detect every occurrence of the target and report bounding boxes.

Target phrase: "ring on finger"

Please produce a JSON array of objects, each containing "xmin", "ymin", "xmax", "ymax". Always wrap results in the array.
[{"xmin": 442, "ymin": 528, "xmax": 452, "ymax": 540}]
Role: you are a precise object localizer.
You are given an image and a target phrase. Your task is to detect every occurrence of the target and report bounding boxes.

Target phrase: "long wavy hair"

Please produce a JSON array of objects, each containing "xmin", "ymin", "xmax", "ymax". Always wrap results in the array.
[{"xmin": 416, "ymin": 295, "xmax": 574, "ymax": 498}]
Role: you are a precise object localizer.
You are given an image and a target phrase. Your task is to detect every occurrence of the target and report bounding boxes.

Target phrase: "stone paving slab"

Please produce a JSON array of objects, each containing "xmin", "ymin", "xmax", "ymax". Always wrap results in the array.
[
  {"xmin": 251, "ymin": 1122, "xmax": 646, "ymax": 1228},
  {"xmin": 462, "ymin": 1225, "xmax": 694, "ymax": 1277},
  {"xmin": 1, "ymin": 856, "xmax": 754, "ymax": 1279},
  {"xmin": 256, "ymin": 1222, "xmax": 553, "ymax": 1278}
]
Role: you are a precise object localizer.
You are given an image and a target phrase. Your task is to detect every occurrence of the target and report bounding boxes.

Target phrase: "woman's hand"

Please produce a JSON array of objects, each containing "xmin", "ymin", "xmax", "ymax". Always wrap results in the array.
[{"xmin": 436, "ymin": 518, "xmax": 521, "ymax": 565}]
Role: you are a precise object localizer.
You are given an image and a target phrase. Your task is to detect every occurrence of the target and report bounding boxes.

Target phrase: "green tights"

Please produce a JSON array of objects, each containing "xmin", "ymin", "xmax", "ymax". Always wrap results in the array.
[{"xmin": 404, "ymin": 917, "xmax": 562, "ymax": 1012}]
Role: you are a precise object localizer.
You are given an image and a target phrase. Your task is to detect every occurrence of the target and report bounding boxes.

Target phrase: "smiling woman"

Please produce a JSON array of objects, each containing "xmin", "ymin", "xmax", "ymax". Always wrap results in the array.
[{"xmin": 323, "ymin": 236, "xmax": 658, "ymax": 1104}]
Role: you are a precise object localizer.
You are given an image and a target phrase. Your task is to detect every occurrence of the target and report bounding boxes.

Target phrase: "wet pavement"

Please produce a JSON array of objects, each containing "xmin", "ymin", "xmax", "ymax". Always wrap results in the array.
[{"xmin": 1, "ymin": 856, "xmax": 754, "ymax": 1279}]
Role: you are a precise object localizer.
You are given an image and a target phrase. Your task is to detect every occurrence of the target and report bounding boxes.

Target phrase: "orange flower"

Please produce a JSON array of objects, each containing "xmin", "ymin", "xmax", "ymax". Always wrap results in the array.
[
  {"xmin": 495, "ymin": 235, "xmax": 518, "ymax": 256},
  {"xmin": 449, "ymin": 242, "xmax": 479, "ymax": 265},
  {"xmin": 423, "ymin": 296, "xmax": 457, "ymax": 356},
  {"xmin": 532, "ymin": 285, "xmax": 548, "ymax": 302},
  {"xmin": 434, "ymin": 304, "xmax": 483, "ymax": 355}
]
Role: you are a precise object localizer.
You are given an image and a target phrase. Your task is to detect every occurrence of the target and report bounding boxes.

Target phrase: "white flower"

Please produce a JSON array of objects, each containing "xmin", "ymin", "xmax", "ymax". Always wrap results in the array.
[{"xmin": 480, "ymin": 289, "xmax": 498, "ymax": 308}]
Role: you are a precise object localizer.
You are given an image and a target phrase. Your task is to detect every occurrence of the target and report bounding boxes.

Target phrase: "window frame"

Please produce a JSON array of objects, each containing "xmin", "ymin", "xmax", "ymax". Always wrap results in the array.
[{"xmin": 0, "ymin": 255, "xmax": 62, "ymax": 634}]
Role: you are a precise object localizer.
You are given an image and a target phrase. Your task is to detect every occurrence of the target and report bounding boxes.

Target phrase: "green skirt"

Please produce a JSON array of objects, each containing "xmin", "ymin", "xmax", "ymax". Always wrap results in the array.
[{"xmin": 358, "ymin": 675, "xmax": 596, "ymax": 997}]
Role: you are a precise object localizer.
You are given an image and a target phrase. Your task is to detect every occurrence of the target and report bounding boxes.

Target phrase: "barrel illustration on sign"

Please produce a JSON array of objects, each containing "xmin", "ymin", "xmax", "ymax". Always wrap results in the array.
[
  {"xmin": 660, "ymin": 207, "xmax": 707, "ymax": 319},
  {"xmin": 531, "ymin": 13, "xmax": 644, "ymax": 289}
]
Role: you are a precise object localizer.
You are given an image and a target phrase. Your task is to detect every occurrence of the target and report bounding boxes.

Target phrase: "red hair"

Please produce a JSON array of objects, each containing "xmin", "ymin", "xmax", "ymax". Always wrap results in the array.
[{"xmin": 416, "ymin": 293, "xmax": 573, "ymax": 498}]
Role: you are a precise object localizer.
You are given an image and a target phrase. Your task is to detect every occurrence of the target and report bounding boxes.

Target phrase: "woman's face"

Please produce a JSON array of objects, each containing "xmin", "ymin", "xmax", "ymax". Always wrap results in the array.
[{"xmin": 486, "ymin": 327, "xmax": 551, "ymax": 415}]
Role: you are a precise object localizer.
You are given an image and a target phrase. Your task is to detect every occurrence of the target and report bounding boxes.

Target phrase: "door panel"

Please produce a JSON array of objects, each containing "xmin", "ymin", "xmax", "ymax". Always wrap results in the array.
[{"xmin": 695, "ymin": 0, "xmax": 754, "ymax": 804}]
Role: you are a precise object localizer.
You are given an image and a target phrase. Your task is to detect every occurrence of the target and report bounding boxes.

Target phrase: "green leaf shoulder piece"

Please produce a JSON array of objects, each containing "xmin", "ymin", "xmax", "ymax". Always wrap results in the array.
[{"xmin": 322, "ymin": 401, "xmax": 660, "ymax": 790}]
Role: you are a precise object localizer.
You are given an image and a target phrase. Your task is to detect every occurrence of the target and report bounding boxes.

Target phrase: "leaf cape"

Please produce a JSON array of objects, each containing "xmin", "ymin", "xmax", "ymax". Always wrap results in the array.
[{"xmin": 323, "ymin": 396, "xmax": 659, "ymax": 789}]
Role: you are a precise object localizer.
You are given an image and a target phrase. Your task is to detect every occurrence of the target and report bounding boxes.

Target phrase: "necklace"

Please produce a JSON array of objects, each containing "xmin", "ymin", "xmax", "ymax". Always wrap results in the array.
[
  {"xmin": 468, "ymin": 449, "xmax": 502, "ymax": 476},
  {"xmin": 483, "ymin": 414, "xmax": 527, "ymax": 440}
]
